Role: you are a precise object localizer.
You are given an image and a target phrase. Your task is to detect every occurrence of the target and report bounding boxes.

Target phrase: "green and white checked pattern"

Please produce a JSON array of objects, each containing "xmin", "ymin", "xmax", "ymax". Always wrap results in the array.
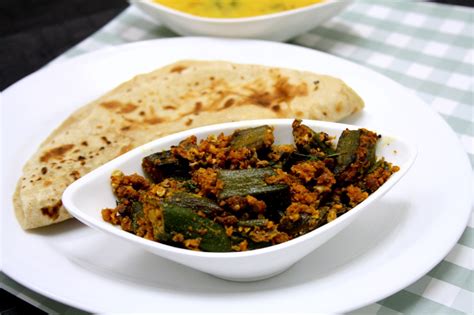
[{"xmin": 3, "ymin": 1, "xmax": 473, "ymax": 314}]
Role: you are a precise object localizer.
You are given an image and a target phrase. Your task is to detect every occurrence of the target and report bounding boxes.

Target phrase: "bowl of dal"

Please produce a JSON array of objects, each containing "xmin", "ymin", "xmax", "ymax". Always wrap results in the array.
[{"xmin": 129, "ymin": 0, "xmax": 351, "ymax": 41}]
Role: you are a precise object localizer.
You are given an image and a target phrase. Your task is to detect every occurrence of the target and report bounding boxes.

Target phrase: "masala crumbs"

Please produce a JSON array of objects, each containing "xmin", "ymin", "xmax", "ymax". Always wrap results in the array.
[{"xmin": 101, "ymin": 120, "xmax": 399, "ymax": 252}]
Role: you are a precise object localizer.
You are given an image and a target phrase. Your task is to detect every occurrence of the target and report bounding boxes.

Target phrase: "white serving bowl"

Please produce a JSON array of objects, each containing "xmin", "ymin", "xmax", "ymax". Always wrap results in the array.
[
  {"xmin": 129, "ymin": 0, "xmax": 351, "ymax": 41},
  {"xmin": 62, "ymin": 119, "xmax": 416, "ymax": 281}
]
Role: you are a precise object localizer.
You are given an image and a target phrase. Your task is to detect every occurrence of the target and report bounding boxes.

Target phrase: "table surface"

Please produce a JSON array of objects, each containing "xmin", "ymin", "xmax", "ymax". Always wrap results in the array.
[{"xmin": 1, "ymin": 1, "xmax": 473, "ymax": 314}]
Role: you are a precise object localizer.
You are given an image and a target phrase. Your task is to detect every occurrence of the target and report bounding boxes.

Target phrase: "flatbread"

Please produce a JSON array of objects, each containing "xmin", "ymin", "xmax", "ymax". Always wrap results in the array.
[{"xmin": 14, "ymin": 60, "xmax": 364, "ymax": 229}]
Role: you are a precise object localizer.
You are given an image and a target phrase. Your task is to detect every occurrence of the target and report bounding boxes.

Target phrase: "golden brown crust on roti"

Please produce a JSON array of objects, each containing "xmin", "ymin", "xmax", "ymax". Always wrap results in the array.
[{"xmin": 13, "ymin": 60, "xmax": 364, "ymax": 229}]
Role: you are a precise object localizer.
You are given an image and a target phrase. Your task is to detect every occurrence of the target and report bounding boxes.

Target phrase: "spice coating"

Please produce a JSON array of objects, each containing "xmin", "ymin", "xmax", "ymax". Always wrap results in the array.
[{"xmin": 102, "ymin": 120, "xmax": 398, "ymax": 252}]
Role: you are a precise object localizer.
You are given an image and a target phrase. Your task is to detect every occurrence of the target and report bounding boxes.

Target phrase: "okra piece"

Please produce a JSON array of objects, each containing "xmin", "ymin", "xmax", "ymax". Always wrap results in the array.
[
  {"xmin": 218, "ymin": 168, "xmax": 281, "ymax": 199},
  {"xmin": 167, "ymin": 192, "xmax": 222, "ymax": 216},
  {"xmin": 292, "ymin": 120, "xmax": 336, "ymax": 155},
  {"xmin": 162, "ymin": 202, "xmax": 231, "ymax": 252},
  {"xmin": 334, "ymin": 129, "xmax": 377, "ymax": 181},
  {"xmin": 366, "ymin": 136, "xmax": 377, "ymax": 169},
  {"xmin": 217, "ymin": 167, "xmax": 290, "ymax": 214},
  {"xmin": 334, "ymin": 129, "xmax": 360, "ymax": 174},
  {"xmin": 142, "ymin": 150, "xmax": 190, "ymax": 183},
  {"xmin": 230, "ymin": 125, "xmax": 274, "ymax": 151},
  {"xmin": 131, "ymin": 201, "xmax": 144, "ymax": 233},
  {"xmin": 279, "ymin": 207, "xmax": 329, "ymax": 236}
]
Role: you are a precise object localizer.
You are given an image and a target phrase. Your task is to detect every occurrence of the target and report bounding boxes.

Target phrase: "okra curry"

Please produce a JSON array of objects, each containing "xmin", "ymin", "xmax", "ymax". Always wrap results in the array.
[{"xmin": 102, "ymin": 120, "xmax": 399, "ymax": 252}]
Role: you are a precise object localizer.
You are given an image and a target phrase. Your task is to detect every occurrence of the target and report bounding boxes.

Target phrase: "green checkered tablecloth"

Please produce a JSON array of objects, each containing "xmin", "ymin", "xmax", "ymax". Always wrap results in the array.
[{"xmin": 2, "ymin": 1, "xmax": 472, "ymax": 314}]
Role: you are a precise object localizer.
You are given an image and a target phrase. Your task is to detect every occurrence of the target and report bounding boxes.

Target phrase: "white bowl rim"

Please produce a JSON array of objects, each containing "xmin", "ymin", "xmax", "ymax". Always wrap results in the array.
[
  {"xmin": 129, "ymin": 0, "xmax": 345, "ymax": 23},
  {"xmin": 62, "ymin": 119, "xmax": 417, "ymax": 260}
]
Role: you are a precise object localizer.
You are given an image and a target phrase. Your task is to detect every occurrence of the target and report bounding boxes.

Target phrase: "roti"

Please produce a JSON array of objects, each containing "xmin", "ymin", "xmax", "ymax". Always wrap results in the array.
[{"xmin": 14, "ymin": 60, "xmax": 364, "ymax": 229}]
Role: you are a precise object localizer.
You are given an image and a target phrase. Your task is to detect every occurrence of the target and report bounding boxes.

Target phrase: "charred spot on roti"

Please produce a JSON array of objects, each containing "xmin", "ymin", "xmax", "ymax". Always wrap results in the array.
[
  {"xmin": 139, "ymin": 111, "xmax": 146, "ymax": 116},
  {"xmin": 163, "ymin": 105, "xmax": 177, "ymax": 110},
  {"xmin": 244, "ymin": 76, "xmax": 308, "ymax": 108},
  {"xmin": 170, "ymin": 65, "xmax": 187, "ymax": 73},
  {"xmin": 121, "ymin": 125, "xmax": 131, "ymax": 131},
  {"xmin": 313, "ymin": 80, "xmax": 320, "ymax": 91},
  {"xmin": 101, "ymin": 136, "xmax": 112, "ymax": 145},
  {"xmin": 194, "ymin": 101, "xmax": 203, "ymax": 114},
  {"xmin": 70, "ymin": 170, "xmax": 80, "ymax": 180},
  {"xmin": 248, "ymin": 91, "xmax": 272, "ymax": 107},
  {"xmin": 39, "ymin": 144, "xmax": 75, "ymax": 163},
  {"xmin": 144, "ymin": 116, "xmax": 164, "ymax": 124},
  {"xmin": 271, "ymin": 104, "xmax": 281, "ymax": 112},
  {"xmin": 185, "ymin": 118, "xmax": 193, "ymax": 126},
  {"xmin": 273, "ymin": 77, "xmax": 308, "ymax": 102},
  {"xmin": 81, "ymin": 141, "xmax": 88, "ymax": 146},
  {"xmin": 41, "ymin": 167, "xmax": 48, "ymax": 175},
  {"xmin": 40, "ymin": 200, "xmax": 62, "ymax": 220},
  {"xmin": 119, "ymin": 103, "xmax": 138, "ymax": 114},
  {"xmin": 100, "ymin": 101, "xmax": 121, "ymax": 109},
  {"xmin": 223, "ymin": 98, "xmax": 235, "ymax": 109},
  {"xmin": 335, "ymin": 102, "xmax": 342, "ymax": 113}
]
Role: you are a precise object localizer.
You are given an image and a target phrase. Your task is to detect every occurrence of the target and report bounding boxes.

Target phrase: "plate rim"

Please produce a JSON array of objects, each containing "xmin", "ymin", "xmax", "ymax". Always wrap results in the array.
[{"xmin": 1, "ymin": 37, "xmax": 471, "ymax": 313}]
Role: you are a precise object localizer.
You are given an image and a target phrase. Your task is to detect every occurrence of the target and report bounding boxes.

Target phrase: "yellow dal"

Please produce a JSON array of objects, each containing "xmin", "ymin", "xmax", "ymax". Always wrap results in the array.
[{"xmin": 152, "ymin": 0, "xmax": 324, "ymax": 18}]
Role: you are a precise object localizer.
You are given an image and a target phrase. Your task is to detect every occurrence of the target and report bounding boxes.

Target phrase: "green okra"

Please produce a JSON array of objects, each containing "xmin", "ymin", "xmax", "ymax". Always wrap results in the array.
[
  {"xmin": 131, "ymin": 201, "xmax": 144, "ymax": 233},
  {"xmin": 142, "ymin": 150, "xmax": 190, "ymax": 183},
  {"xmin": 166, "ymin": 191, "xmax": 223, "ymax": 215},
  {"xmin": 217, "ymin": 168, "xmax": 290, "ymax": 214},
  {"xmin": 292, "ymin": 120, "xmax": 336, "ymax": 155},
  {"xmin": 230, "ymin": 125, "xmax": 273, "ymax": 151},
  {"xmin": 334, "ymin": 129, "xmax": 361, "ymax": 174},
  {"xmin": 162, "ymin": 202, "xmax": 231, "ymax": 252}
]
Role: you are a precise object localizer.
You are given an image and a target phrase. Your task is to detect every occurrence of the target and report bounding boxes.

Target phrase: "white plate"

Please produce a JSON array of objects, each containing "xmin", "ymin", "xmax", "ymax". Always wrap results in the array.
[{"xmin": 1, "ymin": 37, "xmax": 471, "ymax": 313}]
